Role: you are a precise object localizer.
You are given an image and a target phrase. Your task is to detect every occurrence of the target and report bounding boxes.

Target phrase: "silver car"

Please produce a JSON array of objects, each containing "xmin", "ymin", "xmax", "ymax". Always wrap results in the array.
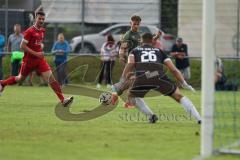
[{"xmin": 70, "ymin": 23, "xmax": 175, "ymax": 54}]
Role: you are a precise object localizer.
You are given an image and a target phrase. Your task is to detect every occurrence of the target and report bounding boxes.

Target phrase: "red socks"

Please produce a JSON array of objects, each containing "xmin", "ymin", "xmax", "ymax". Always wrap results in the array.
[
  {"xmin": 1, "ymin": 76, "xmax": 65, "ymax": 103},
  {"xmin": 49, "ymin": 80, "xmax": 65, "ymax": 103},
  {"xmin": 1, "ymin": 76, "xmax": 17, "ymax": 86}
]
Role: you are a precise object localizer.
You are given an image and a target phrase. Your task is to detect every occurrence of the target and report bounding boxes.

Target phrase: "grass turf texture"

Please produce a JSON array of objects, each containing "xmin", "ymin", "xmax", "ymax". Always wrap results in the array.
[{"xmin": 0, "ymin": 86, "xmax": 239, "ymax": 160}]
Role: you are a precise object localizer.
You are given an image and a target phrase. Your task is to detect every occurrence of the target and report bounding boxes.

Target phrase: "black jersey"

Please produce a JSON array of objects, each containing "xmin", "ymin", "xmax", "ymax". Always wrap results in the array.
[
  {"xmin": 131, "ymin": 44, "xmax": 169, "ymax": 76},
  {"xmin": 171, "ymin": 43, "xmax": 189, "ymax": 69}
]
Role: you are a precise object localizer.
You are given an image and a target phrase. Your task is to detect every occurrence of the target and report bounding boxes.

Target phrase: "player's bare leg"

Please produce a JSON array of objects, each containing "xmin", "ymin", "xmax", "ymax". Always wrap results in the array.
[
  {"xmin": 170, "ymin": 87, "xmax": 201, "ymax": 124},
  {"xmin": 41, "ymin": 70, "xmax": 73, "ymax": 107},
  {"xmin": 111, "ymin": 73, "xmax": 135, "ymax": 108},
  {"xmin": 112, "ymin": 80, "xmax": 135, "ymax": 108},
  {"xmin": 0, "ymin": 74, "xmax": 27, "ymax": 95}
]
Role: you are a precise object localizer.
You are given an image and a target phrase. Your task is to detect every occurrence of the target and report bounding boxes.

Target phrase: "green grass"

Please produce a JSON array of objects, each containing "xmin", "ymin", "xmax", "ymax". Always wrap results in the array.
[{"xmin": 0, "ymin": 86, "xmax": 239, "ymax": 160}]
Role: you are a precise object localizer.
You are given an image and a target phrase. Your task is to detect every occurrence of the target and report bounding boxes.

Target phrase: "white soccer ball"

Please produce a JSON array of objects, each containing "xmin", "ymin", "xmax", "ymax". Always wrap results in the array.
[{"xmin": 99, "ymin": 92, "xmax": 112, "ymax": 105}]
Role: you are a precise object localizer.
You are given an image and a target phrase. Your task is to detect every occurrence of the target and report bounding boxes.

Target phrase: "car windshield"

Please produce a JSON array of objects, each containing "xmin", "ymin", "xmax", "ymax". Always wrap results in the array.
[
  {"xmin": 99, "ymin": 25, "xmax": 130, "ymax": 35},
  {"xmin": 138, "ymin": 26, "xmax": 151, "ymax": 34}
]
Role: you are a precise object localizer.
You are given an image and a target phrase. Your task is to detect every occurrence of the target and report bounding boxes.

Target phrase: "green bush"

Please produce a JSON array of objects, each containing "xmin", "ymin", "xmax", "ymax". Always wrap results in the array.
[{"xmin": 2, "ymin": 55, "xmax": 239, "ymax": 88}]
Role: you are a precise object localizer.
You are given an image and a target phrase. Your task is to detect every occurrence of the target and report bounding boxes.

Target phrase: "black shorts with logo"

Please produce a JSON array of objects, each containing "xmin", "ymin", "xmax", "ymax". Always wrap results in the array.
[{"xmin": 129, "ymin": 73, "xmax": 177, "ymax": 98}]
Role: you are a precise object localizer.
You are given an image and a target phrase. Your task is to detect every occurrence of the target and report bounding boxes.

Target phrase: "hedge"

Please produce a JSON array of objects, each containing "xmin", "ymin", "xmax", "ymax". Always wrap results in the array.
[{"xmin": 1, "ymin": 55, "xmax": 240, "ymax": 88}]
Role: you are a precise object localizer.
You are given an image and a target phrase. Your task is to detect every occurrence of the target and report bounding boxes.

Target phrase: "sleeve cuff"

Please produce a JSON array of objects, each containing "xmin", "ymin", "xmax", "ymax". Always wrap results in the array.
[{"xmin": 164, "ymin": 58, "xmax": 171, "ymax": 62}]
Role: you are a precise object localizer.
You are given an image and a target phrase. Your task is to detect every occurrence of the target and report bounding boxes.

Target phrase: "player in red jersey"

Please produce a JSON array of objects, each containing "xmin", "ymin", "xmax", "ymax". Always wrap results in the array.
[{"xmin": 0, "ymin": 11, "xmax": 73, "ymax": 107}]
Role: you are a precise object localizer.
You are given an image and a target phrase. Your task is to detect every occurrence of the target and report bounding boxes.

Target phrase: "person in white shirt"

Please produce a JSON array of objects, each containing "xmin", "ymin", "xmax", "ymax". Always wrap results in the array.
[{"xmin": 97, "ymin": 35, "xmax": 118, "ymax": 89}]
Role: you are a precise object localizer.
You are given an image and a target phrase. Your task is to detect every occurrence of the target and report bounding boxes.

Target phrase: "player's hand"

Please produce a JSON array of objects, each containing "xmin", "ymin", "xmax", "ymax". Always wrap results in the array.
[
  {"xmin": 182, "ymin": 81, "xmax": 196, "ymax": 93},
  {"xmin": 41, "ymin": 43, "xmax": 44, "ymax": 49},
  {"xmin": 176, "ymin": 54, "xmax": 184, "ymax": 59},
  {"xmin": 170, "ymin": 52, "xmax": 177, "ymax": 57}
]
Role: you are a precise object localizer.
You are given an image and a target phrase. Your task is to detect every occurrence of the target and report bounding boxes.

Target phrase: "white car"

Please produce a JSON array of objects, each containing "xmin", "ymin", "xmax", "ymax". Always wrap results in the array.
[{"xmin": 70, "ymin": 23, "xmax": 175, "ymax": 54}]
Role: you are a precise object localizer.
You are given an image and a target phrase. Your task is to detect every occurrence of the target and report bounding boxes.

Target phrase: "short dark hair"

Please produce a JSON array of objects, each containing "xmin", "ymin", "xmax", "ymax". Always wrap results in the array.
[
  {"xmin": 131, "ymin": 15, "xmax": 141, "ymax": 22},
  {"xmin": 36, "ymin": 11, "xmax": 45, "ymax": 17},
  {"xmin": 176, "ymin": 37, "xmax": 183, "ymax": 43},
  {"xmin": 14, "ymin": 23, "xmax": 21, "ymax": 27},
  {"xmin": 107, "ymin": 34, "xmax": 115, "ymax": 42},
  {"xmin": 141, "ymin": 32, "xmax": 153, "ymax": 43}
]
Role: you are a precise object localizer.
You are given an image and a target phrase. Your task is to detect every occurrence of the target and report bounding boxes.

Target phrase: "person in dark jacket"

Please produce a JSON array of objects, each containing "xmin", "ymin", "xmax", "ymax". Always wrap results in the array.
[{"xmin": 170, "ymin": 37, "xmax": 190, "ymax": 80}]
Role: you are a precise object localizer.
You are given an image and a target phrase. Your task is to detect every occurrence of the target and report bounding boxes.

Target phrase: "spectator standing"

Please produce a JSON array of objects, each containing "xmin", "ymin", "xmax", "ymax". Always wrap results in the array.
[
  {"xmin": 215, "ymin": 57, "xmax": 226, "ymax": 90},
  {"xmin": 0, "ymin": 30, "xmax": 5, "ymax": 80},
  {"xmin": 97, "ymin": 35, "xmax": 118, "ymax": 89},
  {"xmin": 7, "ymin": 24, "xmax": 24, "ymax": 76},
  {"xmin": 51, "ymin": 33, "xmax": 70, "ymax": 86},
  {"xmin": 170, "ymin": 37, "xmax": 190, "ymax": 80},
  {"xmin": 215, "ymin": 57, "xmax": 224, "ymax": 83}
]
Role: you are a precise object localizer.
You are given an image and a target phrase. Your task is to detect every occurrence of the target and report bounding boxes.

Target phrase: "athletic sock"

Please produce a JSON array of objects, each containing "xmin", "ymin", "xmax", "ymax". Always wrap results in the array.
[
  {"xmin": 134, "ymin": 98, "xmax": 154, "ymax": 116},
  {"xmin": 180, "ymin": 96, "xmax": 201, "ymax": 122},
  {"xmin": 49, "ymin": 80, "xmax": 65, "ymax": 103},
  {"xmin": 1, "ymin": 76, "xmax": 17, "ymax": 86}
]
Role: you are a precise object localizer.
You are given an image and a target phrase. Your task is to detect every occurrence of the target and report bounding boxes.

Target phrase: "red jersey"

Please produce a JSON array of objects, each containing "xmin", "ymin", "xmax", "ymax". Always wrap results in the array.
[{"xmin": 22, "ymin": 25, "xmax": 45, "ymax": 60}]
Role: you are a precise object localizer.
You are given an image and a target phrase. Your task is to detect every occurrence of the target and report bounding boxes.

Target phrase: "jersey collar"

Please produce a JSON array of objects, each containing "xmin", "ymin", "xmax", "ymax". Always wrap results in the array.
[{"xmin": 33, "ymin": 25, "xmax": 42, "ymax": 31}]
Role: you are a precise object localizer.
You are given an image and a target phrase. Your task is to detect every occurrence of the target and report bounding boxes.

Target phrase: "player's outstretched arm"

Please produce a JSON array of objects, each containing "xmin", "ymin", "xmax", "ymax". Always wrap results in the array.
[
  {"xmin": 20, "ymin": 40, "xmax": 43, "ymax": 58},
  {"xmin": 164, "ymin": 59, "xmax": 195, "ymax": 92}
]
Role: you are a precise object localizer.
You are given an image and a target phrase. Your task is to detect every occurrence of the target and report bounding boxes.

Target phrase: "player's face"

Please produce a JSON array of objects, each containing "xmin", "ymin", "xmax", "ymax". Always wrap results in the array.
[
  {"xmin": 58, "ymin": 35, "xmax": 65, "ymax": 43},
  {"xmin": 36, "ymin": 15, "xmax": 45, "ymax": 28},
  {"xmin": 176, "ymin": 41, "xmax": 182, "ymax": 46},
  {"xmin": 130, "ymin": 20, "xmax": 140, "ymax": 32},
  {"xmin": 14, "ymin": 25, "xmax": 21, "ymax": 34}
]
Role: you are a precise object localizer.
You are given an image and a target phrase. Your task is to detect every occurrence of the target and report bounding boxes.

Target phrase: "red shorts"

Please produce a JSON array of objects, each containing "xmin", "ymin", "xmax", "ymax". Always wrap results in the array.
[{"xmin": 20, "ymin": 58, "xmax": 51, "ymax": 77}]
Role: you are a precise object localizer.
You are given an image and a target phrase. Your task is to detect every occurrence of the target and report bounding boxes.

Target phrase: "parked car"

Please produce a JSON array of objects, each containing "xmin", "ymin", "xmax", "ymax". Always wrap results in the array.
[{"xmin": 70, "ymin": 23, "xmax": 175, "ymax": 54}]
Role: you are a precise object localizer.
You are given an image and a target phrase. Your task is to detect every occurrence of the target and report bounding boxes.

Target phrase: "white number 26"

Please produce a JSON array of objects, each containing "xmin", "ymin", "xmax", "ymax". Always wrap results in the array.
[{"xmin": 141, "ymin": 51, "xmax": 157, "ymax": 62}]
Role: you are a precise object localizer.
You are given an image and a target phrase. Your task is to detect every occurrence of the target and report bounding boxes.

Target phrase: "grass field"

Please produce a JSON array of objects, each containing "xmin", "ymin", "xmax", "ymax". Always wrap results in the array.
[{"xmin": 0, "ymin": 86, "xmax": 239, "ymax": 160}]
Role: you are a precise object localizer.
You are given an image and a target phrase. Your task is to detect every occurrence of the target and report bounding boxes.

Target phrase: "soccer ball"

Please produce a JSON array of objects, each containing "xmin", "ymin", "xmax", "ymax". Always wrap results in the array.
[{"xmin": 99, "ymin": 92, "xmax": 112, "ymax": 105}]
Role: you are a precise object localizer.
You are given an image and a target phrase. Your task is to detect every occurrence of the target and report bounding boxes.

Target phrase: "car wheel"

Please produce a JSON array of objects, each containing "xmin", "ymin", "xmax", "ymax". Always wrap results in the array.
[{"xmin": 75, "ymin": 43, "xmax": 96, "ymax": 54}]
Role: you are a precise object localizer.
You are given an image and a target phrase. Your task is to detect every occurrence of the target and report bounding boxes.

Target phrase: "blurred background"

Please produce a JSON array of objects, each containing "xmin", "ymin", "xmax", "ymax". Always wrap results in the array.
[
  {"xmin": 0, "ymin": 0, "xmax": 178, "ymax": 53},
  {"xmin": 0, "ymin": 0, "xmax": 239, "ymax": 57},
  {"xmin": 0, "ymin": 0, "xmax": 239, "ymax": 84}
]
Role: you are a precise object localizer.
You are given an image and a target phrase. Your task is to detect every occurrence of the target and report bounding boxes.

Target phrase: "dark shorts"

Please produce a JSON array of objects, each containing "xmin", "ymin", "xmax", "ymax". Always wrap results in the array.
[
  {"xmin": 129, "ymin": 74, "xmax": 177, "ymax": 98},
  {"xmin": 20, "ymin": 58, "xmax": 51, "ymax": 77}
]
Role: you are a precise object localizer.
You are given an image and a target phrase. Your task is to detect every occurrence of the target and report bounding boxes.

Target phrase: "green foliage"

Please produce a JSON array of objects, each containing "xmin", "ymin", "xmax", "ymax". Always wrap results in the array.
[{"xmin": 2, "ymin": 55, "xmax": 239, "ymax": 89}]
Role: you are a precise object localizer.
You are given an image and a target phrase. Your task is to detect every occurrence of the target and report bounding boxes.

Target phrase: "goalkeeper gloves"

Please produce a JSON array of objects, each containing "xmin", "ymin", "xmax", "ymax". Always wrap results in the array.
[{"xmin": 182, "ymin": 81, "xmax": 196, "ymax": 93}]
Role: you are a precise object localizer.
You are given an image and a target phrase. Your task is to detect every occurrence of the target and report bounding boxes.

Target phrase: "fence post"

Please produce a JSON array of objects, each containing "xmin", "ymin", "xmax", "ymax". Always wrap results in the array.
[{"xmin": 81, "ymin": 0, "xmax": 85, "ymax": 53}]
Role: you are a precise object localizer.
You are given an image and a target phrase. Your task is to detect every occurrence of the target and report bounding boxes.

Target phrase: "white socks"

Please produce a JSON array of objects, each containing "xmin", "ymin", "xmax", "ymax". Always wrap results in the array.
[
  {"xmin": 180, "ymin": 96, "xmax": 201, "ymax": 122},
  {"xmin": 134, "ymin": 98, "xmax": 154, "ymax": 116},
  {"xmin": 129, "ymin": 96, "xmax": 201, "ymax": 123}
]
